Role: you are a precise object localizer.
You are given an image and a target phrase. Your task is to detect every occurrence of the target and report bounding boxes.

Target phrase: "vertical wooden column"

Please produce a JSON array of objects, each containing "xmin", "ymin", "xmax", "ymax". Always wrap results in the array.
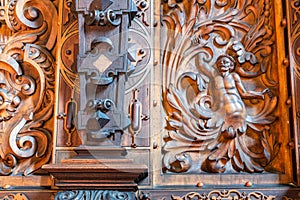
[{"xmin": 286, "ymin": 0, "xmax": 300, "ymax": 186}]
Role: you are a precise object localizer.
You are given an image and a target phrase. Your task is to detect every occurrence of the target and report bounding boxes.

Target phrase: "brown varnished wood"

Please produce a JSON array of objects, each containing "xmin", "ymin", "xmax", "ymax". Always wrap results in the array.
[{"xmin": 0, "ymin": 0, "xmax": 299, "ymax": 199}]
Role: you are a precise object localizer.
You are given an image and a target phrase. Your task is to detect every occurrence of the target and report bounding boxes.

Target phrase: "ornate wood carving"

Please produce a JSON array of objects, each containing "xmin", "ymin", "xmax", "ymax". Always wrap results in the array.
[
  {"xmin": 55, "ymin": 190, "xmax": 137, "ymax": 200},
  {"xmin": 74, "ymin": 0, "xmax": 138, "ymax": 145},
  {"xmin": 161, "ymin": 0, "xmax": 284, "ymax": 174},
  {"xmin": 0, "ymin": 0, "xmax": 56, "ymax": 175},
  {"xmin": 163, "ymin": 190, "xmax": 276, "ymax": 200},
  {"xmin": 0, "ymin": 193, "xmax": 29, "ymax": 200},
  {"xmin": 288, "ymin": 0, "xmax": 300, "ymax": 186}
]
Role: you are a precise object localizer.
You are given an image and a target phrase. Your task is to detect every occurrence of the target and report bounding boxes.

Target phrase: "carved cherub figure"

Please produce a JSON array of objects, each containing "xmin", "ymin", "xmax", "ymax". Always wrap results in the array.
[{"xmin": 197, "ymin": 54, "xmax": 271, "ymax": 138}]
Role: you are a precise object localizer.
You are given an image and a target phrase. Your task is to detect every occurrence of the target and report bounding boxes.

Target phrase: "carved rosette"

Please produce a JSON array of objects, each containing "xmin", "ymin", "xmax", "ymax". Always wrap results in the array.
[
  {"xmin": 162, "ymin": 0, "xmax": 280, "ymax": 173},
  {"xmin": 0, "ymin": 0, "xmax": 57, "ymax": 175}
]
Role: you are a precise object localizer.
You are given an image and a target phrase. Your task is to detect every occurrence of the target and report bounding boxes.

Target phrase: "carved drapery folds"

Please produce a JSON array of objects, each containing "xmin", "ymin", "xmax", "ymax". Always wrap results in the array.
[
  {"xmin": 162, "ymin": 0, "xmax": 281, "ymax": 173},
  {"xmin": 0, "ymin": 0, "xmax": 56, "ymax": 175}
]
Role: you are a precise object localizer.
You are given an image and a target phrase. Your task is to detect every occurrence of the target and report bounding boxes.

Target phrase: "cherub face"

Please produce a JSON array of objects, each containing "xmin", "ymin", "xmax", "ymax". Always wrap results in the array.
[{"xmin": 216, "ymin": 56, "xmax": 234, "ymax": 73}]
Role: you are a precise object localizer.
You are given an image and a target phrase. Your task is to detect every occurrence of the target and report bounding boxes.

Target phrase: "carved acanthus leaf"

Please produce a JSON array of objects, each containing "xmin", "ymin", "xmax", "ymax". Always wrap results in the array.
[
  {"xmin": 162, "ymin": 0, "xmax": 279, "ymax": 173},
  {"xmin": 0, "ymin": 0, "xmax": 56, "ymax": 175}
]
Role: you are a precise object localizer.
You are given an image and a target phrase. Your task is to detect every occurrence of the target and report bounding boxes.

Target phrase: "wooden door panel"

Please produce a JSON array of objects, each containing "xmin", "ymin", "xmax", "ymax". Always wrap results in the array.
[{"xmin": 155, "ymin": 0, "xmax": 293, "ymax": 186}]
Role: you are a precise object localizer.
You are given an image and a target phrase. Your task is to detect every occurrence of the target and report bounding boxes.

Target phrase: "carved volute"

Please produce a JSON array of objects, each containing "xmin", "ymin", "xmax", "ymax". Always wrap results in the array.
[{"xmin": 0, "ymin": 0, "xmax": 56, "ymax": 176}]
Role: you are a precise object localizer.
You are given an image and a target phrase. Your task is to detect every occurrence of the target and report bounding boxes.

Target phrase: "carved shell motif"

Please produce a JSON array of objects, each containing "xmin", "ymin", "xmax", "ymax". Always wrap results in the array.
[
  {"xmin": 0, "ymin": 0, "xmax": 56, "ymax": 175},
  {"xmin": 162, "ymin": 0, "xmax": 280, "ymax": 173}
]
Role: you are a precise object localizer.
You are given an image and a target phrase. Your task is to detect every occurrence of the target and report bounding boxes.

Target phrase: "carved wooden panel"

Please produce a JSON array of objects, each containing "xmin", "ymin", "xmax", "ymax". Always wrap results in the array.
[
  {"xmin": 56, "ymin": 0, "xmax": 81, "ymax": 148},
  {"xmin": 0, "ymin": 0, "xmax": 57, "ymax": 176},
  {"xmin": 158, "ymin": 0, "xmax": 292, "ymax": 185},
  {"xmin": 0, "ymin": 0, "xmax": 299, "ymax": 198}
]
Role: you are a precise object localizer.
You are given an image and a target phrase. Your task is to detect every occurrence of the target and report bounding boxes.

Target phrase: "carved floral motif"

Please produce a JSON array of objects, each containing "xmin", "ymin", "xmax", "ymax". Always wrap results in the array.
[
  {"xmin": 0, "ymin": 0, "xmax": 56, "ymax": 175},
  {"xmin": 162, "ymin": 0, "xmax": 279, "ymax": 173}
]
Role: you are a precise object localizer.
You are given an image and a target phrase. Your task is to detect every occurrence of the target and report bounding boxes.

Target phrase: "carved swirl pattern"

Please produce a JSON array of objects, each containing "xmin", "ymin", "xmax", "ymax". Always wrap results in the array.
[
  {"xmin": 134, "ymin": 0, "xmax": 150, "ymax": 26},
  {"xmin": 292, "ymin": 0, "xmax": 300, "ymax": 25},
  {"xmin": 0, "ymin": 193, "xmax": 29, "ymax": 200},
  {"xmin": 162, "ymin": 0, "xmax": 279, "ymax": 173},
  {"xmin": 165, "ymin": 190, "xmax": 275, "ymax": 200},
  {"xmin": 0, "ymin": 0, "xmax": 56, "ymax": 175},
  {"xmin": 55, "ymin": 190, "xmax": 136, "ymax": 200}
]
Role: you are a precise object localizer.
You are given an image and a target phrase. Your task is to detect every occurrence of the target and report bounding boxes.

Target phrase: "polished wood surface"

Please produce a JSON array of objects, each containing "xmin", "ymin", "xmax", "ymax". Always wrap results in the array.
[{"xmin": 0, "ymin": 0, "xmax": 299, "ymax": 199}]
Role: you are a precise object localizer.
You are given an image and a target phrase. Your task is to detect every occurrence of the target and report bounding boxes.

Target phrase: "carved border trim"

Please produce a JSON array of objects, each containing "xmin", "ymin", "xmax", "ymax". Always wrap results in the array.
[
  {"xmin": 55, "ymin": 190, "xmax": 137, "ymax": 200},
  {"xmin": 162, "ymin": 190, "xmax": 276, "ymax": 200}
]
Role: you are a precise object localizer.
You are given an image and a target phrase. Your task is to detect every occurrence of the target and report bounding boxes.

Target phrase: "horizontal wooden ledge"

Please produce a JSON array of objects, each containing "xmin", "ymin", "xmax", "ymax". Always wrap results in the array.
[{"xmin": 0, "ymin": 176, "xmax": 52, "ymax": 188}]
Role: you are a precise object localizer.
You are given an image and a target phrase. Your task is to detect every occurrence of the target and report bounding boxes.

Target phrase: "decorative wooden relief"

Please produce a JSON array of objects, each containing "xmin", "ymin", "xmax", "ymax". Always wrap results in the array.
[
  {"xmin": 56, "ymin": 0, "xmax": 80, "ymax": 147},
  {"xmin": 287, "ymin": 0, "xmax": 300, "ymax": 186},
  {"xmin": 55, "ymin": 190, "xmax": 137, "ymax": 200},
  {"xmin": 74, "ymin": 0, "xmax": 139, "ymax": 146},
  {"xmin": 161, "ymin": 0, "xmax": 284, "ymax": 173},
  {"xmin": 0, "ymin": 193, "xmax": 29, "ymax": 200},
  {"xmin": 122, "ymin": 0, "xmax": 152, "ymax": 147},
  {"xmin": 0, "ymin": 0, "xmax": 56, "ymax": 175},
  {"xmin": 162, "ymin": 190, "xmax": 275, "ymax": 200}
]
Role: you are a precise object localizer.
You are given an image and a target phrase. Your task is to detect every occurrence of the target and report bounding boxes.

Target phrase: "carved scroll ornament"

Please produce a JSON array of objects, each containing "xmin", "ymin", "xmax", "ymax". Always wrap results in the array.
[
  {"xmin": 166, "ymin": 190, "xmax": 275, "ymax": 200},
  {"xmin": 162, "ymin": 0, "xmax": 279, "ymax": 173},
  {"xmin": 0, "ymin": 0, "xmax": 57, "ymax": 175},
  {"xmin": 55, "ymin": 190, "xmax": 137, "ymax": 200},
  {"xmin": 0, "ymin": 193, "xmax": 29, "ymax": 200}
]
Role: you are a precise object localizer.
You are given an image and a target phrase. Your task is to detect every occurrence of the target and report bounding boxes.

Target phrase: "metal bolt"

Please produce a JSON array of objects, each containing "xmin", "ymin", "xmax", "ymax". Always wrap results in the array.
[{"xmin": 153, "ymin": 100, "xmax": 157, "ymax": 107}]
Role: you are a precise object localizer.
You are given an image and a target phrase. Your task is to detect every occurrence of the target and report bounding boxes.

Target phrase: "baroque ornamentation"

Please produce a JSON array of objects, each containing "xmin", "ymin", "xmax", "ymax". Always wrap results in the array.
[
  {"xmin": 291, "ymin": 0, "xmax": 300, "ymax": 78},
  {"xmin": 165, "ymin": 190, "xmax": 275, "ymax": 200},
  {"xmin": 292, "ymin": 0, "xmax": 300, "ymax": 24},
  {"xmin": 0, "ymin": 0, "xmax": 56, "ymax": 175},
  {"xmin": 134, "ymin": 0, "xmax": 150, "ymax": 26},
  {"xmin": 55, "ymin": 190, "xmax": 137, "ymax": 200},
  {"xmin": 0, "ymin": 193, "xmax": 29, "ymax": 200},
  {"xmin": 162, "ymin": 0, "xmax": 279, "ymax": 173},
  {"xmin": 84, "ymin": 0, "xmax": 137, "ymax": 27}
]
